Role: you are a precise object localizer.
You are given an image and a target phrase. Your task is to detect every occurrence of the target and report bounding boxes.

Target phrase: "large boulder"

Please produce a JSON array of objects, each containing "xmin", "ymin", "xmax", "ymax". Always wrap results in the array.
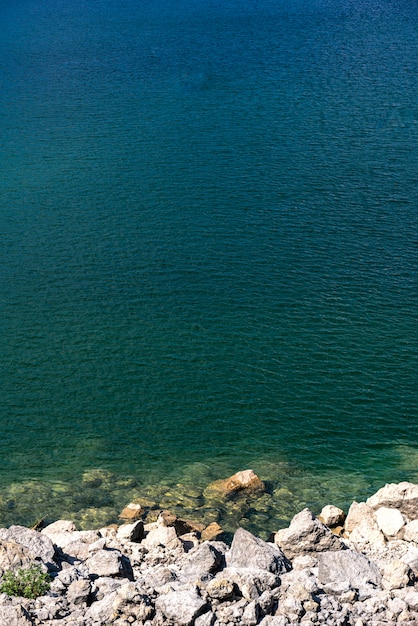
[
  {"xmin": 155, "ymin": 589, "xmax": 208, "ymax": 625},
  {"xmin": 367, "ymin": 483, "xmax": 418, "ymax": 519},
  {"xmin": 142, "ymin": 525, "xmax": 182, "ymax": 550},
  {"xmin": 228, "ymin": 528, "xmax": 290, "ymax": 574},
  {"xmin": 85, "ymin": 548, "xmax": 133, "ymax": 579},
  {"xmin": 274, "ymin": 509, "xmax": 344, "ymax": 559},
  {"xmin": 182, "ymin": 541, "xmax": 224, "ymax": 578},
  {"xmin": 344, "ymin": 501, "xmax": 385, "ymax": 549},
  {"xmin": 0, "ymin": 526, "xmax": 55, "ymax": 569},
  {"xmin": 0, "ymin": 541, "xmax": 37, "ymax": 575},
  {"xmin": 213, "ymin": 567, "xmax": 279, "ymax": 601},
  {"xmin": 318, "ymin": 550, "xmax": 382, "ymax": 594},
  {"xmin": 0, "ymin": 605, "xmax": 33, "ymax": 626}
]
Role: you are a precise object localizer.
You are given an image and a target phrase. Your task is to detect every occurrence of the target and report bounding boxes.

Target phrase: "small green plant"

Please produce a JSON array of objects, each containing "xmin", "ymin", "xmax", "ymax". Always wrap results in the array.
[{"xmin": 0, "ymin": 564, "xmax": 51, "ymax": 599}]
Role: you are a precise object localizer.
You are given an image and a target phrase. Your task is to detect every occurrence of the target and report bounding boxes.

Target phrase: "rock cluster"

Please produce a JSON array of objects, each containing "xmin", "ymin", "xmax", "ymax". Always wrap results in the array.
[{"xmin": 1, "ymin": 480, "xmax": 418, "ymax": 625}]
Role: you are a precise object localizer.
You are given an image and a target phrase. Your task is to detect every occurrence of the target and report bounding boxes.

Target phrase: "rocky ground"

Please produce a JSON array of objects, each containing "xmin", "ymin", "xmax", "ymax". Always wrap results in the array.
[{"xmin": 1, "ymin": 474, "xmax": 418, "ymax": 625}]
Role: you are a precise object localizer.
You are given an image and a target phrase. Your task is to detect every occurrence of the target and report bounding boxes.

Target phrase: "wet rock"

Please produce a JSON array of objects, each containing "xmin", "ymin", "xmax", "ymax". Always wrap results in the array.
[
  {"xmin": 274, "ymin": 509, "xmax": 344, "ymax": 559},
  {"xmin": 155, "ymin": 588, "xmax": 208, "ymax": 625},
  {"xmin": 118, "ymin": 502, "xmax": 143, "ymax": 521},
  {"xmin": 228, "ymin": 527, "xmax": 290, "ymax": 573},
  {"xmin": 201, "ymin": 522, "xmax": 224, "ymax": 541},
  {"xmin": 205, "ymin": 469, "xmax": 265, "ymax": 498}
]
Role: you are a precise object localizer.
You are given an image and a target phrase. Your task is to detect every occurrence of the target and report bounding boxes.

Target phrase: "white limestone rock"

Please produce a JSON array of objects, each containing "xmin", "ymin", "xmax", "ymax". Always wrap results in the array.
[
  {"xmin": 228, "ymin": 527, "xmax": 290, "ymax": 574},
  {"xmin": 403, "ymin": 519, "xmax": 418, "ymax": 543},
  {"xmin": 319, "ymin": 505, "xmax": 345, "ymax": 527},
  {"xmin": 116, "ymin": 521, "xmax": 144, "ymax": 543},
  {"xmin": 317, "ymin": 549, "xmax": 382, "ymax": 594},
  {"xmin": 0, "ymin": 525, "xmax": 55, "ymax": 567},
  {"xmin": 142, "ymin": 525, "xmax": 181, "ymax": 550},
  {"xmin": 85, "ymin": 548, "xmax": 132, "ymax": 579},
  {"xmin": 155, "ymin": 589, "xmax": 208, "ymax": 625},
  {"xmin": 274, "ymin": 508, "xmax": 344, "ymax": 559},
  {"xmin": 367, "ymin": 482, "xmax": 418, "ymax": 519},
  {"xmin": 382, "ymin": 559, "xmax": 413, "ymax": 590},
  {"xmin": 375, "ymin": 507, "xmax": 405, "ymax": 537},
  {"xmin": 0, "ymin": 605, "xmax": 33, "ymax": 626}
]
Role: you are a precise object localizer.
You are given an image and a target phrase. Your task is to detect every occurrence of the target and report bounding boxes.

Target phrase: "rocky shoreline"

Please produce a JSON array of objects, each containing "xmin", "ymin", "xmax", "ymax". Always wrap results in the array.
[{"xmin": 1, "ymin": 474, "xmax": 418, "ymax": 625}]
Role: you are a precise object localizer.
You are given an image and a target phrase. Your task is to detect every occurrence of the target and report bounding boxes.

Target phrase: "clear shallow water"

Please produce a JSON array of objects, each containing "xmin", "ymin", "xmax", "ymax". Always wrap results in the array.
[{"xmin": 0, "ymin": 0, "xmax": 417, "ymax": 532}]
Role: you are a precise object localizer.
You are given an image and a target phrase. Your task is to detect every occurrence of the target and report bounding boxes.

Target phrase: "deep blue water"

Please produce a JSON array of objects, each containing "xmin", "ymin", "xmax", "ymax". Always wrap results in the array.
[{"xmin": 0, "ymin": 0, "xmax": 417, "ymax": 530}]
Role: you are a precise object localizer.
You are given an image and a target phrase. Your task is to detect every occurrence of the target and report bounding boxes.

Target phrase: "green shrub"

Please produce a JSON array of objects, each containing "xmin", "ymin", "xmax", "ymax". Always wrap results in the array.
[{"xmin": 0, "ymin": 564, "xmax": 51, "ymax": 598}]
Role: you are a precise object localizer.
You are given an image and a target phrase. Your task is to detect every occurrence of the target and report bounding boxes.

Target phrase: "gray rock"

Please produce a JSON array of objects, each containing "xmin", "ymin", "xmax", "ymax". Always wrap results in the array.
[
  {"xmin": 91, "ymin": 575, "xmax": 126, "ymax": 601},
  {"xmin": 194, "ymin": 610, "xmax": 215, "ymax": 626},
  {"xmin": 258, "ymin": 617, "xmax": 288, "ymax": 626},
  {"xmin": 217, "ymin": 566, "xmax": 279, "ymax": 600},
  {"xmin": 66, "ymin": 578, "xmax": 91, "ymax": 605},
  {"xmin": 85, "ymin": 548, "xmax": 132, "ymax": 579},
  {"xmin": 183, "ymin": 541, "xmax": 223, "ymax": 578},
  {"xmin": 0, "ymin": 605, "xmax": 33, "ymax": 626},
  {"xmin": 318, "ymin": 550, "xmax": 382, "ymax": 593},
  {"xmin": 32, "ymin": 595, "xmax": 69, "ymax": 621},
  {"xmin": 84, "ymin": 590, "xmax": 118, "ymax": 623},
  {"xmin": 242, "ymin": 599, "xmax": 259, "ymax": 625},
  {"xmin": 112, "ymin": 582, "xmax": 153, "ymax": 621},
  {"xmin": 275, "ymin": 509, "xmax": 344, "ymax": 559},
  {"xmin": 142, "ymin": 525, "xmax": 181, "ymax": 550},
  {"xmin": 206, "ymin": 577, "xmax": 234, "ymax": 599},
  {"xmin": 214, "ymin": 597, "xmax": 247, "ymax": 622},
  {"xmin": 0, "ymin": 526, "xmax": 55, "ymax": 567},
  {"xmin": 0, "ymin": 541, "xmax": 35, "ymax": 575},
  {"xmin": 155, "ymin": 589, "xmax": 207, "ymax": 625},
  {"xmin": 116, "ymin": 521, "xmax": 144, "ymax": 543},
  {"xmin": 228, "ymin": 527, "xmax": 290, "ymax": 573}
]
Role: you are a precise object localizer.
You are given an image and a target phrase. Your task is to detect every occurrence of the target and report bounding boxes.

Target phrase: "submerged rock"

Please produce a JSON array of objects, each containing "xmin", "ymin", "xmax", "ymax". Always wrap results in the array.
[
  {"xmin": 204, "ymin": 469, "xmax": 265, "ymax": 498},
  {"xmin": 1, "ymin": 481, "xmax": 418, "ymax": 625}
]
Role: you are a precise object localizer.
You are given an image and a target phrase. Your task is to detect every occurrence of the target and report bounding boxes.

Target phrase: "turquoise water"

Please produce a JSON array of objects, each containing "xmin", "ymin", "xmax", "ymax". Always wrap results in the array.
[{"xmin": 1, "ymin": 0, "xmax": 417, "ymax": 531}]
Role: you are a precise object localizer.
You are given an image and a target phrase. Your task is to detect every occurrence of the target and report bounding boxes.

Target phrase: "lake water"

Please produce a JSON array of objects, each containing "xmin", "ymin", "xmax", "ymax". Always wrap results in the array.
[{"xmin": 1, "ymin": 0, "xmax": 417, "ymax": 533}]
